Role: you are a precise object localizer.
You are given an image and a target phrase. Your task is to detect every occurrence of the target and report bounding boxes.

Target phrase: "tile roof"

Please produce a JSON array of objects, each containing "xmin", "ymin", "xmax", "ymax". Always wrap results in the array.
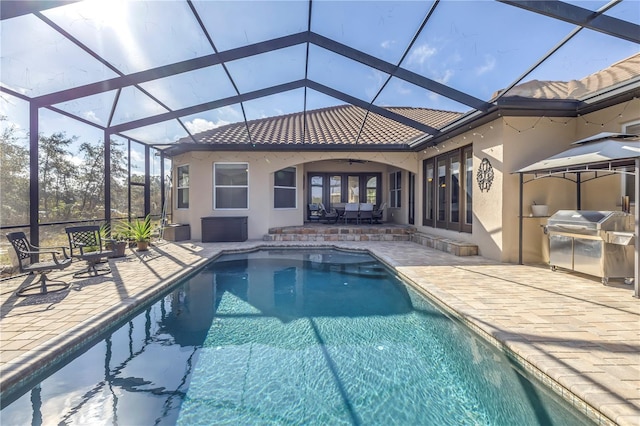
[
  {"xmin": 501, "ymin": 52, "xmax": 640, "ymax": 100},
  {"xmin": 176, "ymin": 105, "xmax": 463, "ymax": 147}
]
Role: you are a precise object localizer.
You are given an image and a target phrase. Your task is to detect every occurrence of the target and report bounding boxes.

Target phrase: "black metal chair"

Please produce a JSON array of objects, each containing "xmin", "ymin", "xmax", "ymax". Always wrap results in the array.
[
  {"xmin": 65, "ymin": 225, "xmax": 116, "ymax": 278},
  {"xmin": 318, "ymin": 202, "xmax": 339, "ymax": 224},
  {"xmin": 308, "ymin": 203, "xmax": 321, "ymax": 222},
  {"xmin": 372, "ymin": 202, "xmax": 386, "ymax": 224},
  {"xmin": 6, "ymin": 232, "xmax": 72, "ymax": 296}
]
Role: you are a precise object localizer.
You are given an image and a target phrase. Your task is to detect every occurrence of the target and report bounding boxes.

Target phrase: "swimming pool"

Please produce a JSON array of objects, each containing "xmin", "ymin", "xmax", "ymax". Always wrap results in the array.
[{"xmin": 1, "ymin": 248, "xmax": 591, "ymax": 425}]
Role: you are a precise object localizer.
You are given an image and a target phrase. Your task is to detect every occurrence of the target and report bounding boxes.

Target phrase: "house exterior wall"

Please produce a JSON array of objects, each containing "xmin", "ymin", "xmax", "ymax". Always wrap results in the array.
[
  {"xmin": 171, "ymin": 151, "xmax": 418, "ymax": 240},
  {"xmin": 171, "ymin": 97, "xmax": 639, "ymax": 263},
  {"xmin": 414, "ymin": 97, "xmax": 639, "ymax": 264}
]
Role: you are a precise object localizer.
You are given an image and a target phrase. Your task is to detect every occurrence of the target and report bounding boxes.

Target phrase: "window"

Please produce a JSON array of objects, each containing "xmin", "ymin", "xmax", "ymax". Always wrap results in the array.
[
  {"xmin": 423, "ymin": 145, "xmax": 472, "ymax": 233},
  {"xmin": 464, "ymin": 149, "xmax": 473, "ymax": 226},
  {"xmin": 622, "ymin": 121, "xmax": 640, "ymax": 204},
  {"xmin": 390, "ymin": 171, "xmax": 401, "ymax": 208},
  {"xmin": 274, "ymin": 167, "xmax": 296, "ymax": 209},
  {"xmin": 214, "ymin": 163, "xmax": 248, "ymax": 209},
  {"xmin": 310, "ymin": 175, "xmax": 324, "ymax": 204},
  {"xmin": 307, "ymin": 173, "xmax": 380, "ymax": 208},
  {"xmin": 365, "ymin": 176, "xmax": 377, "ymax": 205},
  {"xmin": 176, "ymin": 165, "xmax": 189, "ymax": 209},
  {"xmin": 423, "ymin": 161, "xmax": 434, "ymax": 226},
  {"xmin": 329, "ymin": 175, "xmax": 341, "ymax": 204},
  {"xmin": 348, "ymin": 176, "xmax": 360, "ymax": 203}
]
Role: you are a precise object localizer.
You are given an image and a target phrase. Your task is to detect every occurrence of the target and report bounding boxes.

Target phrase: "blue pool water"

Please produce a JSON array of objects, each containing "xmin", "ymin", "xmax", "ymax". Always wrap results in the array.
[{"xmin": 1, "ymin": 249, "xmax": 591, "ymax": 425}]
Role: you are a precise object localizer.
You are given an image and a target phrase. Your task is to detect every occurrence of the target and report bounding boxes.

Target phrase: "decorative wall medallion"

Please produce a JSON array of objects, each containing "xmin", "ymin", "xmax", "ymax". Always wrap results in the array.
[{"xmin": 476, "ymin": 157, "xmax": 494, "ymax": 192}]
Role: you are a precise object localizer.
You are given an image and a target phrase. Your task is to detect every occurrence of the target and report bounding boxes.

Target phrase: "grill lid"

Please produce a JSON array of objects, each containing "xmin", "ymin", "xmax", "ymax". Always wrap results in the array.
[{"xmin": 547, "ymin": 210, "xmax": 632, "ymax": 235}]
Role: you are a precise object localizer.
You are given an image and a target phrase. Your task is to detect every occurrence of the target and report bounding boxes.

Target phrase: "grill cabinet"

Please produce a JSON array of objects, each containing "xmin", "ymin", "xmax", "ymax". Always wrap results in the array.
[{"xmin": 546, "ymin": 210, "xmax": 635, "ymax": 284}]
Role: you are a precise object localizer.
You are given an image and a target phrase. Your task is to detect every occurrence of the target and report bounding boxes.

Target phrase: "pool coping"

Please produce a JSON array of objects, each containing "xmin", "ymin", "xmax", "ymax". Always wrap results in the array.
[
  {"xmin": 390, "ymin": 266, "xmax": 616, "ymax": 426},
  {"xmin": 1, "ymin": 241, "xmax": 637, "ymax": 425}
]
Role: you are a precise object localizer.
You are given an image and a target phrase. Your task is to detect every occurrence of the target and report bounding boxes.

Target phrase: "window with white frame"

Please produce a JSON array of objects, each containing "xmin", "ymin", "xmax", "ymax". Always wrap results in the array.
[
  {"xmin": 176, "ymin": 165, "xmax": 189, "ymax": 209},
  {"xmin": 214, "ymin": 163, "xmax": 248, "ymax": 209},
  {"xmin": 389, "ymin": 171, "xmax": 401, "ymax": 208},
  {"xmin": 274, "ymin": 167, "xmax": 296, "ymax": 209}
]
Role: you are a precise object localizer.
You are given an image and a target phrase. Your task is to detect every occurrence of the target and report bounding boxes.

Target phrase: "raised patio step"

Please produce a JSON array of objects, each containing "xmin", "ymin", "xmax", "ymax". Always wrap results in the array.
[
  {"xmin": 264, "ymin": 225, "xmax": 415, "ymax": 242},
  {"xmin": 411, "ymin": 232, "xmax": 478, "ymax": 256}
]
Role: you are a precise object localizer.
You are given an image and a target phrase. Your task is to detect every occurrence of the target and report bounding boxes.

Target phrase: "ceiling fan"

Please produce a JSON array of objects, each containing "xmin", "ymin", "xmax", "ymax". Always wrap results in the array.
[{"xmin": 337, "ymin": 158, "xmax": 369, "ymax": 165}]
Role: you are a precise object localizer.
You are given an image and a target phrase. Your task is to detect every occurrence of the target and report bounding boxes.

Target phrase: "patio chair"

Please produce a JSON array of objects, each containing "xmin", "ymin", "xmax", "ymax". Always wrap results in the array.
[
  {"xmin": 318, "ymin": 202, "xmax": 339, "ymax": 224},
  {"xmin": 65, "ymin": 225, "xmax": 117, "ymax": 278},
  {"xmin": 359, "ymin": 203, "xmax": 374, "ymax": 224},
  {"xmin": 343, "ymin": 203, "xmax": 360, "ymax": 224},
  {"xmin": 372, "ymin": 202, "xmax": 386, "ymax": 224},
  {"xmin": 6, "ymin": 232, "xmax": 71, "ymax": 296},
  {"xmin": 308, "ymin": 203, "xmax": 321, "ymax": 222}
]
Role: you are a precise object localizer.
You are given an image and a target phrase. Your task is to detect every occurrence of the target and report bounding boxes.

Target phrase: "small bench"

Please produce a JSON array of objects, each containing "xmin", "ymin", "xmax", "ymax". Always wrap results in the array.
[{"xmin": 411, "ymin": 232, "xmax": 478, "ymax": 256}]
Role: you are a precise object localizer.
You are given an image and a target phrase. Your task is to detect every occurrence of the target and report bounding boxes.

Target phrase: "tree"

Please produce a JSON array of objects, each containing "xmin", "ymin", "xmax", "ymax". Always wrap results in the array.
[
  {"xmin": 0, "ymin": 116, "xmax": 29, "ymax": 226},
  {"xmin": 38, "ymin": 132, "xmax": 76, "ymax": 221}
]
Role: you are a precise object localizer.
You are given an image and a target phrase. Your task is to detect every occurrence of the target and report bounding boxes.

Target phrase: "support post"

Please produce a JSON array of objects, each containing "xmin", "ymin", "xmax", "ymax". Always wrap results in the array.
[
  {"xmin": 127, "ymin": 139, "xmax": 132, "ymax": 222},
  {"xmin": 634, "ymin": 157, "xmax": 639, "ymax": 298},
  {"xmin": 105, "ymin": 130, "xmax": 111, "ymax": 226},
  {"xmin": 29, "ymin": 103, "xmax": 39, "ymax": 250},
  {"xmin": 576, "ymin": 172, "xmax": 581, "ymax": 209},
  {"xmin": 144, "ymin": 144, "xmax": 150, "ymax": 217},
  {"xmin": 518, "ymin": 173, "xmax": 524, "ymax": 265}
]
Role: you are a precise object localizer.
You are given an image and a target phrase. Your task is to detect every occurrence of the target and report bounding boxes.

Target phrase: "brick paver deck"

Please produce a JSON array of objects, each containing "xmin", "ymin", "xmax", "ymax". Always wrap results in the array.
[{"xmin": 1, "ymin": 239, "xmax": 638, "ymax": 425}]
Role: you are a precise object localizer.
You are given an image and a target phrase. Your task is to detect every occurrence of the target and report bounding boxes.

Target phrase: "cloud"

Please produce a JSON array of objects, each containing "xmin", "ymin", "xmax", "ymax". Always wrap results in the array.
[
  {"xmin": 476, "ymin": 55, "xmax": 496, "ymax": 75},
  {"xmin": 83, "ymin": 110, "xmax": 103, "ymax": 124},
  {"xmin": 218, "ymin": 105, "xmax": 242, "ymax": 120},
  {"xmin": 381, "ymin": 40, "xmax": 395, "ymax": 50},
  {"xmin": 438, "ymin": 69, "xmax": 454, "ymax": 85},
  {"xmin": 408, "ymin": 43, "xmax": 437, "ymax": 65},
  {"xmin": 397, "ymin": 84, "xmax": 411, "ymax": 95},
  {"xmin": 185, "ymin": 118, "xmax": 228, "ymax": 134}
]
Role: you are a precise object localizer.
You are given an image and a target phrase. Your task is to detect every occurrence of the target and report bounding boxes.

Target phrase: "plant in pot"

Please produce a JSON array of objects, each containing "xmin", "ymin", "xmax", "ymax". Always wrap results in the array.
[
  {"xmin": 120, "ymin": 215, "xmax": 152, "ymax": 251},
  {"xmin": 100, "ymin": 223, "xmax": 127, "ymax": 258}
]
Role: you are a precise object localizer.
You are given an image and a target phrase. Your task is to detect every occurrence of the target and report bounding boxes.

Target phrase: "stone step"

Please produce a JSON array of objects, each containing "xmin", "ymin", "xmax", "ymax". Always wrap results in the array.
[
  {"xmin": 411, "ymin": 232, "xmax": 478, "ymax": 256},
  {"xmin": 264, "ymin": 225, "xmax": 415, "ymax": 242},
  {"xmin": 264, "ymin": 226, "xmax": 479, "ymax": 256}
]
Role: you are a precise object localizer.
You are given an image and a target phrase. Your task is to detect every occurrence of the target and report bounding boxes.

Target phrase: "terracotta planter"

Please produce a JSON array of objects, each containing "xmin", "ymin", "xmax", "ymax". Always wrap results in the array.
[
  {"xmin": 136, "ymin": 241, "xmax": 149, "ymax": 252},
  {"xmin": 107, "ymin": 241, "xmax": 127, "ymax": 258}
]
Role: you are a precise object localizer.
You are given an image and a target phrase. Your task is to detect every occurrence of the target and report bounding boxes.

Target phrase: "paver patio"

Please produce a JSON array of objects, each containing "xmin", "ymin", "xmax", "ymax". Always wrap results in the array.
[{"xmin": 1, "ymin": 239, "xmax": 638, "ymax": 425}]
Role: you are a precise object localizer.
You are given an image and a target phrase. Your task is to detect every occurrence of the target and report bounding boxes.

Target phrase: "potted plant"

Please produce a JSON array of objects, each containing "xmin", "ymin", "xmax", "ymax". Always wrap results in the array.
[
  {"xmin": 100, "ymin": 223, "xmax": 127, "ymax": 258},
  {"xmin": 120, "ymin": 215, "xmax": 153, "ymax": 251}
]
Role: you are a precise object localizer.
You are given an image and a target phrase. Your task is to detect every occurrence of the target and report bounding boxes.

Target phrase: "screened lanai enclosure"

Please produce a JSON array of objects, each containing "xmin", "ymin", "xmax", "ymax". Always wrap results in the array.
[{"xmin": 1, "ymin": 1, "xmax": 639, "ymax": 270}]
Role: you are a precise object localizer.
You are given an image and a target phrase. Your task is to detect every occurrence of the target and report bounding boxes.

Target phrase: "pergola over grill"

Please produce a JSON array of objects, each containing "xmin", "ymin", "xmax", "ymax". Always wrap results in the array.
[{"xmin": 515, "ymin": 133, "xmax": 640, "ymax": 297}]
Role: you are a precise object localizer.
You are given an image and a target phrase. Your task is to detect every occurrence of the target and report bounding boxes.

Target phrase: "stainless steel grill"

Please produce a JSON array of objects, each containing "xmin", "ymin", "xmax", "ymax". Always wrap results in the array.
[{"xmin": 546, "ymin": 210, "xmax": 635, "ymax": 284}]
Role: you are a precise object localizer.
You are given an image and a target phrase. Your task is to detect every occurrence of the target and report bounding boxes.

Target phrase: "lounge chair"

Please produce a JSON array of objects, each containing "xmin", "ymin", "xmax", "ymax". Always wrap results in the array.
[
  {"xmin": 318, "ymin": 202, "xmax": 339, "ymax": 224},
  {"xmin": 359, "ymin": 203, "xmax": 374, "ymax": 224},
  {"xmin": 372, "ymin": 202, "xmax": 386, "ymax": 223},
  {"xmin": 343, "ymin": 203, "xmax": 360, "ymax": 224},
  {"xmin": 6, "ymin": 231, "xmax": 72, "ymax": 296},
  {"xmin": 65, "ymin": 225, "xmax": 117, "ymax": 278}
]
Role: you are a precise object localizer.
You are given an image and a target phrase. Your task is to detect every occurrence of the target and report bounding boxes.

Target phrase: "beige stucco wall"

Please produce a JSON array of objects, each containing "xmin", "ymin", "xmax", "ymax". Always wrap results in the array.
[
  {"xmin": 414, "ymin": 96, "xmax": 639, "ymax": 263},
  {"xmin": 172, "ymin": 151, "xmax": 418, "ymax": 240},
  {"xmin": 172, "ymin": 97, "xmax": 639, "ymax": 262}
]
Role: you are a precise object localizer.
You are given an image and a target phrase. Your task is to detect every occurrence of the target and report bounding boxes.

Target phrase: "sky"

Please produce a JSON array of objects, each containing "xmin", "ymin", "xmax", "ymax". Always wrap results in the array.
[{"xmin": 1, "ymin": 0, "xmax": 638, "ymax": 156}]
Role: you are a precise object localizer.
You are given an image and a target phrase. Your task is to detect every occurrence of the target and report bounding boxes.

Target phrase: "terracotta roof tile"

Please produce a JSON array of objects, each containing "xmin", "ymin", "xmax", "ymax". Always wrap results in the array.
[
  {"xmin": 501, "ymin": 52, "xmax": 640, "ymax": 100},
  {"xmin": 175, "ymin": 104, "xmax": 463, "ymax": 147}
]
